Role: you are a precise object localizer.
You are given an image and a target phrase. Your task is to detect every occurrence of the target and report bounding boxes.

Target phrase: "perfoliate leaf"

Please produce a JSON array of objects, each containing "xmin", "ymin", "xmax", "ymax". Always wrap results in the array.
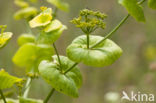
[
  {"xmin": 67, "ymin": 35, "xmax": 122, "ymax": 67},
  {"xmin": 37, "ymin": 25, "xmax": 67, "ymax": 44},
  {"xmin": 148, "ymin": 0, "xmax": 156, "ymax": 9},
  {"xmin": 14, "ymin": 7, "xmax": 38, "ymax": 20},
  {"xmin": 29, "ymin": 8, "xmax": 52, "ymax": 28},
  {"xmin": 47, "ymin": 0, "xmax": 69, "ymax": 12},
  {"xmin": 39, "ymin": 55, "xmax": 82, "ymax": 98},
  {"xmin": 0, "ymin": 98, "xmax": 18, "ymax": 103},
  {"xmin": 118, "ymin": 0, "xmax": 145, "ymax": 22},
  {"xmin": 18, "ymin": 34, "xmax": 35, "ymax": 46},
  {"xmin": 44, "ymin": 19, "xmax": 63, "ymax": 32},
  {"xmin": 0, "ymin": 32, "xmax": 13, "ymax": 49},
  {"xmin": 0, "ymin": 69, "xmax": 23, "ymax": 89},
  {"xmin": 19, "ymin": 97, "xmax": 43, "ymax": 103},
  {"xmin": 14, "ymin": 0, "xmax": 29, "ymax": 8},
  {"xmin": 13, "ymin": 43, "xmax": 54, "ymax": 73}
]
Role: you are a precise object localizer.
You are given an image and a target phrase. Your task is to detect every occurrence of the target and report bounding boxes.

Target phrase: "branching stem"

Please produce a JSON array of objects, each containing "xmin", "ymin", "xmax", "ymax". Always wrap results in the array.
[
  {"xmin": 43, "ymin": 0, "xmax": 147, "ymax": 103},
  {"xmin": 90, "ymin": 14, "xmax": 130, "ymax": 48},
  {"xmin": 90, "ymin": 0, "xmax": 146, "ymax": 49},
  {"xmin": 64, "ymin": 63, "xmax": 79, "ymax": 74},
  {"xmin": 43, "ymin": 7, "xmax": 59, "ymax": 103}
]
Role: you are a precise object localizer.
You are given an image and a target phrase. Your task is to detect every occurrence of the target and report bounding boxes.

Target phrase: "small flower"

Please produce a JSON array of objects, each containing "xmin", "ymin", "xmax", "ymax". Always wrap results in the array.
[{"xmin": 71, "ymin": 9, "xmax": 107, "ymax": 34}]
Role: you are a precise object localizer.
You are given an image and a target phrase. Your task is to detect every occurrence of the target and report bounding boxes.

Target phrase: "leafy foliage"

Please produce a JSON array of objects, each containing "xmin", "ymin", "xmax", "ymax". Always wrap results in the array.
[
  {"xmin": 47, "ymin": 0, "xmax": 69, "ymax": 12},
  {"xmin": 13, "ymin": 43, "xmax": 54, "ymax": 73},
  {"xmin": 39, "ymin": 55, "xmax": 82, "ymax": 97},
  {"xmin": 37, "ymin": 25, "xmax": 67, "ymax": 44},
  {"xmin": 148, "ymin": 0, "xmax": 156, "ymax": 9},
  {"xmin": 0, "ymin": 69, "xmax": 23, "ymax": 90},
  {"xmin": 14, "ymin": 0, "xmax": 29, "ymax": 8},
  {"xmin": 14, "ymin": 7, "xmax": 38, "ymax": 20},
  {"xmin": 67, "ymin": 35, "xmax": 122, "ymax": 67},
  {"xmin": 1, "ymin": 0, "xmax": 155, "ymax": 102},
  {"xmin": 17, "ymin": 34, "xmax": 35, "ymax": 46},
  {"xmin": 0, "ymin": 32, "xmax": 13, "ymax": 49},
  {"xmin": 44, "ymin": 19, "xmax": 63, "ymax": 32},
  {"xmin": 0, "ymin": 25, "xmax": 13, "ymax": 49},
  {"xmin": 118, "ymin": 0, "xmax": 145, "ymax": 22}
]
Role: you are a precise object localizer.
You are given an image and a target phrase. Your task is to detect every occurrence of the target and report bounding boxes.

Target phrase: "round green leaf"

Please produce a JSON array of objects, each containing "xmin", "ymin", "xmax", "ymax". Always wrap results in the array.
[
  {"xmin": 19, "ymin": 97, "xmax": 43, "ymax": 103},
  {"xmin": 39, "ymin": 55, "xmax": 82, "ymax": 98},
  {"xmin": 118, "ymin": 0, "xmax": 145, "ymax": 22},
  {"xmin": 0, "ymin": 69, "xmax": 23, "ymax": 90},
  {"xmin": 44, "ymin": 19, "xmax": 63, "ymax": 33},
  {"xmin": 29, "ymin": 8, "xmax": 52, "ymax": 28},
  {"xmin": 14, "ymin": 7, "xmax": 38, "ymax": 20},
  {"xmin": 0, "ymin": 32, "xmax": 13, "ymax": 49},
  {"xmin": 13, "ymin": 43, "xmax": 54, "ymax": 73},
  {"xmin": 18, "ymin": 34, "xmax": 35, "ymax": 46},
  {"xmin": 148, "ymin": 0, "xmax": 156, "ymax": 9},
  {"xmin": 47, "ymin": 0, "xmax": 69, "ymax": 12},
  {"xmin": 66, "ymin": 35, "xmax": 122, "ymax": 67},
  {"xmin": 37, "ymin": 25, "xmax": 67, "ymax": 44}
]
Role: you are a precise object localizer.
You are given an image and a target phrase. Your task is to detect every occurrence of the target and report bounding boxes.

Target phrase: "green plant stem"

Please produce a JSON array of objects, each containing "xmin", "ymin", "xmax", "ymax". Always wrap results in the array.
[
  {"xmin": 90, "ymin": 0, "xmax": 146, "ymax": 49},
  {"xmin": 138, "ymin": 0, "xmax": 146, "ymax": 4},
  {"xmin": 25, "ymin": 20, "xmax": 33, "ymax": 34},
  {"xmin": 90, "ymin": 14, "xmax": 130, "ymax": 48},
  {"xmin": 23, "ymin": 77, "xmax": 32, "ymax": 98},
  {"xmin": 0, "ymin": 89, "xmax": 7, "ymax": 103},
  {"xmin": 43, "ymin": 1, "xmax": 147, "ymax": 102},
  {"xmin": 64, "ymin": 63, "xmax": 79, "ymax": 74},
  {"xmin": 52, "ymin": 8, "xmax": 58, "ymax": 20},
  {"xmin": 44, "ymin": 88, "xmax": 55, "ymax": 103},
  {"xmin": 86, "ymin": 34, "xmax": 90, "ymax": 49},
  {"xmin": 43, "ymin": 7, "xmax": 59, "ymax": 103},
  {"xmin": 53, "ymin": 43, "xmax": 62, "ymax": 71}
]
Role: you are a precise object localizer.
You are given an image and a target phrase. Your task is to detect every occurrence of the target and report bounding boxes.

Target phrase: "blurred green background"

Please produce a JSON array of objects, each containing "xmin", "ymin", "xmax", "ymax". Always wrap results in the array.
[{"xmin": 0, "ymin": 0, "xmax": 156, "ymax": 103}]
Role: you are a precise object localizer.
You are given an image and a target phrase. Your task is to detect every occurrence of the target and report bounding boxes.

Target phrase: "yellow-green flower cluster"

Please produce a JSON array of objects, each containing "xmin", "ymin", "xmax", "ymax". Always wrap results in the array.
[
  {"xmin": 29, "ymin": 7, "xmax": 67, "ymax": 33},
  {"xmin": 71, "ymin": 9, "xmax": 107, "ymax": 34}
]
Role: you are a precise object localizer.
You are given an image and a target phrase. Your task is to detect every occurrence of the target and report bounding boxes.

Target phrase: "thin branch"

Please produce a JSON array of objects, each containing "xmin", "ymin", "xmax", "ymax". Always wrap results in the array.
[
  {"xmin": 52, "ymin": 7, "xmax": 58, "ymax": 20},
  {"xmin": 90, "ymin": 0, "xmax": 146, "ymax": 49},
  {"xmin": 0, "ymin": 89, "xmax": 7, "ymax": 103},
  {"xmin": 23, "ymin": 77, "xmax": 32, "ymax": 98},
  {"xmin": 90, "ymin": 14, "xmax": 130, "ymax": 48},
  {"xmin": 44, "ymin": 88, "xmax": 55, "ymax": 103},
  {"xmin": 64, "ymin": 63, "xmax": 79, "ymax": 74},
  {"xmin": 138, "ymin": 0, "xmax": 146, "ymax": 5},
  {"xmin": 53, "ymin": 43, "xmax": 62, "ymax": 71},
  {"xmin": 86, "ymin": 34, "xmax": 90, "ymax": 49}
]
